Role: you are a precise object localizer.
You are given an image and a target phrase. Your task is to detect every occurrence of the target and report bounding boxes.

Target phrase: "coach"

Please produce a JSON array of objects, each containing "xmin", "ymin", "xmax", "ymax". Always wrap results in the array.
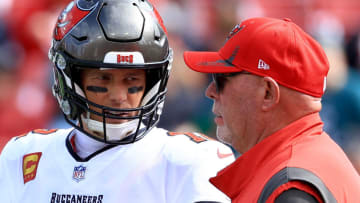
[{"xmin": 183, "ymin": 17, "xmax": 360, "ymax": 202}]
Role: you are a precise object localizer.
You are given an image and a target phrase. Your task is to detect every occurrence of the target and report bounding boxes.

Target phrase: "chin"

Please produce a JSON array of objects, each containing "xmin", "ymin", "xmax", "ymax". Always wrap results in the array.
[{"xmin": 216, "ymin": 126, "xmax": 232, "ymax": 144}]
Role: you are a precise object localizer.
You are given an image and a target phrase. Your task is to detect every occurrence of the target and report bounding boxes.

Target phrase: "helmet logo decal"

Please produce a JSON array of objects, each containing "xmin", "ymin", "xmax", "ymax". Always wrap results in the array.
[
  {"xmin": 54, "ymin": 1, "xmax": 92, "ymax": 41},
  {"xmin": 117, "ymin": 54, "xmax": 134, "ymax": 64},
  {"xmin": 104, "ymin": 52, "xmax": 145, "ymax": 64}
]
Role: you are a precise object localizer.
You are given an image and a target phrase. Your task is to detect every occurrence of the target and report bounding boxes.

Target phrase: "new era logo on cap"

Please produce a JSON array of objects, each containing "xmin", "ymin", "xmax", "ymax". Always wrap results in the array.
[{"xmin": 258, "ymin": 59, "xmax": 270, "ymax": 70}]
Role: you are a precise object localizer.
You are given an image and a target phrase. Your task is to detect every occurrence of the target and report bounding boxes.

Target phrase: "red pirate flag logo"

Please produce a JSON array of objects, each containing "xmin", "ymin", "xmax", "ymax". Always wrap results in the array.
[
  {"xmin": 226, "ymin": 24, "xmax": 245, "ymax": 41},
  {"xmin": 54, "ymin": 1, "xmax": 94, "ymax": 41}
]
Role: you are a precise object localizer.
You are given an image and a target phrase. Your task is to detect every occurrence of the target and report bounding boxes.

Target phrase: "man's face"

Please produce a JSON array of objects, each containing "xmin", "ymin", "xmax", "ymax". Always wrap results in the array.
[
  {"xmin": 81, "ymin": 68, "xmax": 146, "ymax": 124},
  {"xmin": 206, "ymin": 72, "xmax": 261, "ymax": 153}
]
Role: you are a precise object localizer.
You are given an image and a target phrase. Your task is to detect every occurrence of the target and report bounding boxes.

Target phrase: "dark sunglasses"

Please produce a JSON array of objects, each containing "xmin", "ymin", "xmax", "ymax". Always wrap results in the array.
[{"xmin": 212, "ymin": 71, "xmax": 251, "ymax": 92}]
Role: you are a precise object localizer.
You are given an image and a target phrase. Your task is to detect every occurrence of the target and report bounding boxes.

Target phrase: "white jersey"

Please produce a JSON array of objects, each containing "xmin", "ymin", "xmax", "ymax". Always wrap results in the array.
[{"xmin": 0, "ymin": 127, "xmax": 234, "ymax": 203}]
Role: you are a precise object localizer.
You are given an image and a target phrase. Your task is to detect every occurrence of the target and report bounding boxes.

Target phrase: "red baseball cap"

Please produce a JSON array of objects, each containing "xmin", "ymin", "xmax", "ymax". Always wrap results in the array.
[{"xmin": 183, "ymin": 17, "xmax": 329, "ymax": 97}]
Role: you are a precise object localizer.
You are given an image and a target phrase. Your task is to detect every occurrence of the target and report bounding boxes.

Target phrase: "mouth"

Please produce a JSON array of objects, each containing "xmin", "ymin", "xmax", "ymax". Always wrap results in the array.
[
  {"xmin": 105, "ymin": 110, "xmax": 132, "ymax": 117},
  {"xmin": 103, "ymin": 111, "xmax": 133, "ymax": 124},
  {"xmin": 213, "ymin": 112, "xmax": 224, "ymax": 125}
]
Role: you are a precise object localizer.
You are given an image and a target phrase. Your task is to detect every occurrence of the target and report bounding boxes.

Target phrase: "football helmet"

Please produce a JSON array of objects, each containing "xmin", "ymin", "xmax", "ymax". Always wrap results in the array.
[{"xmin": 48, "ymin": 0, "xmax": 172, "ymax": 144}]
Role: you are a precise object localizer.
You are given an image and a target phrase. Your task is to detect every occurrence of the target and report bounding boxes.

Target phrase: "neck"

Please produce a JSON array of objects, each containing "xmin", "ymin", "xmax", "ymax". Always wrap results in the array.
[
  {"xmin": 71, "ymin": 129, "xmax": 108, "ymax": 159},
  {"xmin": 254, "ymin": 90, "xmax": 322, "ymax": 151}
]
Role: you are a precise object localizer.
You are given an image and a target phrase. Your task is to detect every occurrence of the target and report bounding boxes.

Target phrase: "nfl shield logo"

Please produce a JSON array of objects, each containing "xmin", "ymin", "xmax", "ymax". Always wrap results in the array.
[{"xmin": 73, "ymin": 165, "xmax": 86, "ymax": 182}]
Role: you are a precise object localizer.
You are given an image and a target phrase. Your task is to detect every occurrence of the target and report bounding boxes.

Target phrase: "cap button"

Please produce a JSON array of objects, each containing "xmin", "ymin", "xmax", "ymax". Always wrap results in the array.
[{"xmin": 283, "ymin": 18, "xmax": 292, "ymax": 22}]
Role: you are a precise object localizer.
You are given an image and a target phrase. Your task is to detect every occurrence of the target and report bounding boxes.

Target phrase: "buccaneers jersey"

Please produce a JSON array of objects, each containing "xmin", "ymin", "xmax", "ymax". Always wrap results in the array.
[{"xmin": 0, "ymin": 127, "xmax": 234, "ymax": 203}]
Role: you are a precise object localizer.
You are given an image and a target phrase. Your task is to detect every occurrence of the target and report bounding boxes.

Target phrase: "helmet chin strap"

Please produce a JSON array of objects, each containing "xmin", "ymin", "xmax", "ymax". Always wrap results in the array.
[{"xmin": 81, "ymin": 114, "xmax": 143, "ymax": 142}]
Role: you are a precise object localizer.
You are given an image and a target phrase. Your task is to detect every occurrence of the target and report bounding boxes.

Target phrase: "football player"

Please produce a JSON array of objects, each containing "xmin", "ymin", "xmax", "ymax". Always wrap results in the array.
[{"xmin": 0, "ymin": 0, "xmax": 234, "ymax": 202}]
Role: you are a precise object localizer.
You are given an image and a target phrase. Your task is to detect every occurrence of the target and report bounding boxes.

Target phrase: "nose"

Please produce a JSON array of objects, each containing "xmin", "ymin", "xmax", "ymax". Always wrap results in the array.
[
  {"xmin": 205, "ymin": 81, "xmax": 219, "ymax": 100},
  {"xmin": 108, "ymin": 84, "xmax": 127, "ymax": 104}
]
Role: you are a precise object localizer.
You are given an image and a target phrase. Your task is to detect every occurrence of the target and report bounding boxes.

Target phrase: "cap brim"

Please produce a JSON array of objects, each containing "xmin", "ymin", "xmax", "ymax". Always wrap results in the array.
[{"xmin": 183, "ymin": 51, "xmax": 242, "ymax": 73}]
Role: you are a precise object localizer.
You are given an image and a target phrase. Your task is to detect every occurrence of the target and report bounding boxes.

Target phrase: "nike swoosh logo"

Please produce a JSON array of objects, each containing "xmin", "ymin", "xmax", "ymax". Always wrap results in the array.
[{"xmin": 217, "ymin": 148, "xmax": 233, "ymax": 159}]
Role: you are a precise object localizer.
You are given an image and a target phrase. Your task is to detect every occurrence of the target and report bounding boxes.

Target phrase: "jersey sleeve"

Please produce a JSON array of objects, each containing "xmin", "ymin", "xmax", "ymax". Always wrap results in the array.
[
  {"xmin": 164, "ymin": 132, "xmax": 235, "ymax": 203},
  {"xmin": 0, "ymin": 130, "xmax": 56, "ymax": 202},
  {"xmin": 0, "ymin": 136, "xmax": 25, "ymax": 203}
]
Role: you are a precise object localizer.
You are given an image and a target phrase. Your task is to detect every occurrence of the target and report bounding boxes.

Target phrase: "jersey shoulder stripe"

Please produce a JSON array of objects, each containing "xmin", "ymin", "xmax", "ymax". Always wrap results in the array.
[
  {"xmin": 150, "ymin": 128, "xmax": 235, "ymax": 165},
  {"xmin": 167, "ymin": 131, "xmax": 213, "ymax": 144},
  {"xmin": 1, "ymin": 128, "xmax": 73, "ymax": 158}
]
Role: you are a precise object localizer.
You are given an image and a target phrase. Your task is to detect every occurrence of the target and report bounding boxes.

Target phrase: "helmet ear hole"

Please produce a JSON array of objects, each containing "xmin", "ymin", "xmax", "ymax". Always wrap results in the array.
[{"xmin": 53, "ymin": 66, "xmax": 82, "ymax": 120}]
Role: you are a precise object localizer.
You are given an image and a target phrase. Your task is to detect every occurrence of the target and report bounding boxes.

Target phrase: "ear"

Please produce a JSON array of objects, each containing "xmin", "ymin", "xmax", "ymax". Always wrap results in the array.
[{"xmin": 261, "ymin": 77, "xmax": 280, "ymax": 111}]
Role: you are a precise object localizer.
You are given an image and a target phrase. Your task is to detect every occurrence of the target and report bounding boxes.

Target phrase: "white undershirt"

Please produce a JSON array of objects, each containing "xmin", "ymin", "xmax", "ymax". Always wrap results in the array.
[{"xmin": 71, "ymin": 130, "xmax": 108, "ymax": 159}]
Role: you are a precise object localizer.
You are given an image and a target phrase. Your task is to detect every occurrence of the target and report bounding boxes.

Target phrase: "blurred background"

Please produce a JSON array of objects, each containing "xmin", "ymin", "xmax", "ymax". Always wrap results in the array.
[{"xmin": 0, "ymin": 0, "xmax": 359, "ymax": 173}]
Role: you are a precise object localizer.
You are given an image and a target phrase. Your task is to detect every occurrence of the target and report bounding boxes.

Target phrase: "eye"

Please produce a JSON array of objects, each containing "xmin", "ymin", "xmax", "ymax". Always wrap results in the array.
[
  {"xmin": 212, "ymin": 74, "xmax": 228, "ymax": 92},
  {"xmin": 125, "ymin": 75, "xmax": 141, "ymax": 82},
  {"xmin": 126, "ymin": 76, "xmax": 137, "ymax": 81},
  {"xmin": 95, "ymin": 74, "xmax": 111, "ymax": 81}
]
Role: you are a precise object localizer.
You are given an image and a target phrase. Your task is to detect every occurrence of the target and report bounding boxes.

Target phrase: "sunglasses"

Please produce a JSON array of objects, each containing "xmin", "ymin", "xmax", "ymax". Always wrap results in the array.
[{"xmin": 212, "ymin": 71, "xmax": 251, "ymax": 92}]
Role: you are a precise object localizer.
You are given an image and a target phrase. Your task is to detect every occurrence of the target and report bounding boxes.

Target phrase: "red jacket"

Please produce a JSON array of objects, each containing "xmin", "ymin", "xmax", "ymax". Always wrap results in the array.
[{"xmin": 210, "ymin": 113, "xmax": 360, "ymax": 202}]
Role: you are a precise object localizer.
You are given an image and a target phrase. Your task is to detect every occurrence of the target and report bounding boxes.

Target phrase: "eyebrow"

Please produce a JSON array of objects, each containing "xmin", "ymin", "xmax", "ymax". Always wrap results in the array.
[
  {"xmin": 87, "ymin": 71, "xmax": 111, "ymax": 77},
  {"xmin": 124, "ymin": 72, "xmax": 145, "ymax": 76}
]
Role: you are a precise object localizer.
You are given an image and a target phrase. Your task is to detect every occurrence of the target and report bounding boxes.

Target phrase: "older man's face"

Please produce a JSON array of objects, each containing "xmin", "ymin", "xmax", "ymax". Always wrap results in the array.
[{"xmin": 206, "ymin": 73, "xmax": 262, "ymax": 153}]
